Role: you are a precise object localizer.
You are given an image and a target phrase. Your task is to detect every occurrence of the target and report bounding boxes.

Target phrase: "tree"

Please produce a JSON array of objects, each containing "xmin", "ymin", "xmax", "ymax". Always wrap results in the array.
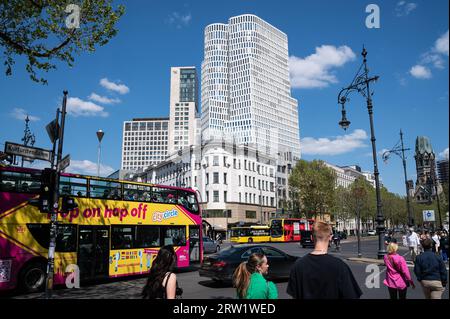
[
  {"xmin": 1, "ymin": 0, "xmax": 125, "ymax": 84},
  {"xmin": 289, "ymin": 159, "xmax": 336, "ymax": 219}
]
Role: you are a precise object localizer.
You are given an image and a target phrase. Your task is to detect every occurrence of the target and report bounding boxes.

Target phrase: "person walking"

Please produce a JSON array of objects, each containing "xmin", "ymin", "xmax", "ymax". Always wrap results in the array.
[
  {"xmin": 432, "ymin": 232, "xmax": 441, "ymax": 255},
  {"xmin": 287, "ymin": 221, "xmax": 362, "ymax": 299},
  {"xmin": 142, "ymin": 245, "xmax": 183, "ymax": 299},
  {"xmin": 233, "ymin": 253, "xmax": 278, "ymax": 299},
  {"xmin": 383, "ymin": 242, "xmax": 415, "ymax": 299},
  {"xmin": 414, "ymin": 238, "xmax": 447, "ymax": 299},
  {"xmin": 407, "ymin": 228, "xmax": 420, "ymax": 262}
]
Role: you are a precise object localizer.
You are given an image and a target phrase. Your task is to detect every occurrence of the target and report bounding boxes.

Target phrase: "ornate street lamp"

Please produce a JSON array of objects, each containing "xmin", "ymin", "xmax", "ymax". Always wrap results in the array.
[
  {"xmin": 337, "ymin": 47, "xmax": 386, "ymax": 259},
  {"xmin": 382, "ymin": 129, "xmax": 414, "ymax": 227}
]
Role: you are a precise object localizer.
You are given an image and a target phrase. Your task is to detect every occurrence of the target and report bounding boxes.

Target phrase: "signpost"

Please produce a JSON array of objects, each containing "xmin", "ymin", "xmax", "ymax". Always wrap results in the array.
[
  {"xmin": 4, "ymin": 142, "xmax": 52, "ymax": 162},
  {"xmin": 423, "ymin": 210, "xmax": 435, "ymax": 222},
  {"xmin": 58, "ymin": 154, "xmax": 70, "ymax": 172}
]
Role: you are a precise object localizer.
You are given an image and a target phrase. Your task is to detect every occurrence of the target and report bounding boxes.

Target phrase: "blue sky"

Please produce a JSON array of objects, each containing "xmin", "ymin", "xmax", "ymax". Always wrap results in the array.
[{"xmin": 0, "ymin": 0, "xmax": 448, "ymax": 196}]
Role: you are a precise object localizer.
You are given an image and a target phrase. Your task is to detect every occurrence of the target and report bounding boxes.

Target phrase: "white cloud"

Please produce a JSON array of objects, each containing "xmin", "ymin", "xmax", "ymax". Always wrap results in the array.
[
  {"xmin": 100, "ymin": 78, "xmax": 130, "ymax": 95},
  {"xmin": 10, "ymin": 108, "xmax": 40, "ymax": 121},
  {"xmin": 439, "ymin": 148, "xmax": 449, "ymax": 160},
  {"xmin": 300, "ymin": 129, "xmax": 368, "ymax": 156},
  {"xmin": 409, "ymin": 65, "xmax": 432, "ymax": 79},
  {"xmin": 67, "ymin": 97, "xmax": 109, "ymax": 117},
  {"xmin": 395, "ymin": 1, "xmax": 418, "ymax": 16},
  {"xmin": 88, "ymin": 93, "xmax": 121, "ymax": 105},
  {"xmin": 434, "ymin": 30, "xmax": 449, "ymax": 56},
  {"xmin": 409, "ymin": 30, "xmax": 449, "ymax": 79},
  {"xmin": 167, "ymin": 12, "xmax": 192, "ymax": 28},
  {"xmin": 289, "ymin": 45, "xmax": 356, "ymax": 89},
  {"xmin": 66, "ymin": 160, "xmax": 115, "ymax": 177}
]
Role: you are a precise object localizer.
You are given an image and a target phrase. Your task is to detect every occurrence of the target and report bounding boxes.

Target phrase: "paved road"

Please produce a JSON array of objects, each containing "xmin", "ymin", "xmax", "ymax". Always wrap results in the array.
[{"xmin": 4, "ymin": 236, "xmax": 449, "ymax": 299}]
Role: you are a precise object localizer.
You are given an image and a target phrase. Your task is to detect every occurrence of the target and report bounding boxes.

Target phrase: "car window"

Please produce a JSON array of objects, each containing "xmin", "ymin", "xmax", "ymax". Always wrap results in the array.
[
  {"xmin": 241, "ymin": 247, "xmax": 263, "ymax": 258},
  {"xmin": 261, "ymin": 247, "xmax": 285, "ymax": 257}
]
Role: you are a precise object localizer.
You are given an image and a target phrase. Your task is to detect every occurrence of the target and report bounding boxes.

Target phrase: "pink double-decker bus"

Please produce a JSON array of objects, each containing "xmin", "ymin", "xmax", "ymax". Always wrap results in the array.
[{"xmin": 0, "ymin": 165, "xmax": 203, "ymax": 292}]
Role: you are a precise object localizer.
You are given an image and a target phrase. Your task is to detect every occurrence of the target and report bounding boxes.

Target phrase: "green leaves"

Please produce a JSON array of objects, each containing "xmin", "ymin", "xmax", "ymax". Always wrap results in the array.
[
  {"xmin": 0, "ymin": 0, "xmax": 125, "ymax": 84},
  {"xmin": 289, "ymin": 159, "xmax": 337, "ymax": 218}
]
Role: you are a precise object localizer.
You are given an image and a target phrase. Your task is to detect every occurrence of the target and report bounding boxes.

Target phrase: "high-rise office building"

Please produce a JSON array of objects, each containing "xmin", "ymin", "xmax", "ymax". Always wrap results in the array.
[
  {"xmin": 437, "ymin": 159, "xmax": 449, "ymax": 185},
  {"xmin": 121, "ymin": 118, "xmax": 169, "ymax": 171},
  {"xmin": 201, "ymin": 14, "xmax": 301, "ymax": 159},
  {"xmin": 168, "ymin": 67, "xmax": 199, "ymax": 155}
]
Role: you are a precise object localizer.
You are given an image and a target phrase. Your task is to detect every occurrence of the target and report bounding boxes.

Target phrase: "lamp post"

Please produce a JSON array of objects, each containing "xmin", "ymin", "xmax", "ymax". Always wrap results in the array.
[
  {"xmin": 354, "ymin": 186, "xmax": 365, "ymax": 258},
  {"xmin": 96, "ymin": 129, "xmax": 104, "ymax": 177},
  {"xmin": 382, "ymin": 129, "xmax": 414, "ymax": 227},
  {"xmin": 337, "ymin": 47, "xmax": 386, "ymax": 259}
]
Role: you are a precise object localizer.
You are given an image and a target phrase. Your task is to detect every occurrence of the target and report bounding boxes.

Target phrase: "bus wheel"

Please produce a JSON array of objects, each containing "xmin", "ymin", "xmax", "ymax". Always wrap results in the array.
[
  {"xmin": 19, "ymin": 261, "xmax": 46, "ymax": 293},
  {"xmin": 248, "ymin": 238, "xmax": 253, "ymax": 243}
]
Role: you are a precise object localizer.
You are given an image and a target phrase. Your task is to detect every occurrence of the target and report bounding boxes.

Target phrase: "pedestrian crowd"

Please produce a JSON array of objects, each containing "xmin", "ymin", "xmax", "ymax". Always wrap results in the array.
[{"xmin": 141, "ymin": 224, "xmax": 448, "ymax": 300}]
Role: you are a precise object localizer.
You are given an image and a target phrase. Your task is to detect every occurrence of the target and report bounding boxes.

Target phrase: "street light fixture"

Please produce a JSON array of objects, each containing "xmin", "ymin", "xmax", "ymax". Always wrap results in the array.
[
  {"xmin": 382, "ymin": 129, "xmax": 414, "ymax": 227},
  {"xmin": 337, "ymin": 47, "xmax": 386, "ymax": 259},
  {"xmin": 96, "ymin": 129, "xmax": 104, "ymax": 177}
]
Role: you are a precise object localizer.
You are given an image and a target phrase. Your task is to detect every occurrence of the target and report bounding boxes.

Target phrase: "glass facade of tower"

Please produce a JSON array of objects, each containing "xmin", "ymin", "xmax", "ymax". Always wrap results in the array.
[{"xmin": 180, "ymin": 68, "xmax": 197, "ymax": 103}]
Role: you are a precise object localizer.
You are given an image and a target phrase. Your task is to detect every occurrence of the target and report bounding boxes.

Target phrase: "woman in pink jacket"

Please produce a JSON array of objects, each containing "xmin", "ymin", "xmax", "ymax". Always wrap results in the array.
[{"xmin": 384, "ymin": 242, "xmax": 415, "ymax": 299}]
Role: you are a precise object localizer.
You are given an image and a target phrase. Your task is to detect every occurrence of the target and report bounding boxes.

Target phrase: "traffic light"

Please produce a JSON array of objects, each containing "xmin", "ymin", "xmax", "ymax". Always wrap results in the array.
[{"xmin": 29, "ymin": 168, "xmax": 57, "ymax": 213}]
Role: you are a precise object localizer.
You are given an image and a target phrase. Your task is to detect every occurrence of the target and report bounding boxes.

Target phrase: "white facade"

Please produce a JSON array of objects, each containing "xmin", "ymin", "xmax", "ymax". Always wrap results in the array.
[
  {"xmin": 201, "ymin": 14, "xmax": 301, "ymax": 159},
  {"xmin": 121, "ymin": 118, "xmax": 169, "ymax": 171},
  {"xmin": 136, "ymin": 139, "xmax": 279, "ymax": 230},
  {"xmin": 168, "ymin": 67, "xmax": 199, "ymax": 155}
]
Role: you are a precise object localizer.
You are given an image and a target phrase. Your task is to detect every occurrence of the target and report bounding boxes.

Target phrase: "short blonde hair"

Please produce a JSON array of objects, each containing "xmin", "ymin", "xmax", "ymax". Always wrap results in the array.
[
  {"xmin": 387, "ymin": 242, "xmax": 398, "ymax": 254},
  {"xmin": 313, "ymin": 221, "xmax": 332, "ymax": 242}
]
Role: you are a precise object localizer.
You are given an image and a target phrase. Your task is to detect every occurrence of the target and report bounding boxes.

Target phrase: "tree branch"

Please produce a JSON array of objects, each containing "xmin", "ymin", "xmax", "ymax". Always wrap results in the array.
[{"xmin": 0, "ymin": 29, "xmax": 75, "ymax": 58}]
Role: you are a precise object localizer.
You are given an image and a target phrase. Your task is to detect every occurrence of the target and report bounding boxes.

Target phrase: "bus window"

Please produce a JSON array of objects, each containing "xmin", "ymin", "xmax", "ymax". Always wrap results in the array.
[
  {"xmin": 270, "ymin": 220, "xmax": 283, "ymax": 237},
  {"xmin": 0, "ymin": 170, "xmax": 41, "ymax": 194},
  {"xmin": 162, "ymin": 226, "xmax": 186, "ymax": 246},
  {"xmin": 59, "ymin": 176, "xmax": 87, "ymax": 197},
  {"xmin": 135, "ymin": 226, "xmax": 160, "ymax": 248},
  {"xmin": 26, "ymin": 224, "xmax": 77, "ymax": 252},
  {"xmin": 123, "ymin": 183, "xmax": 152, "ymax": 202},
  {"xmin": 151, "ymin": 187, "xmax": 178, "ymax": 204},
  {"xmin": 177, "ymin": 191, "xmax": 199, "ymax": 215},
  {"xmin": 89, "ymin": 180, "xmax": 121, "ymax": 200},
  {"xmin": 111, "ymin": 226, "xmax": 135, "ymax": 249}
]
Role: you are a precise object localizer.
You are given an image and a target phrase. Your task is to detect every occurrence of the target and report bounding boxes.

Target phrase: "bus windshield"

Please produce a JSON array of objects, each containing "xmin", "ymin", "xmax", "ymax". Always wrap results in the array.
[{"xmin": 270, "ymin": 220, "xmax": 283, "ymax": 237}]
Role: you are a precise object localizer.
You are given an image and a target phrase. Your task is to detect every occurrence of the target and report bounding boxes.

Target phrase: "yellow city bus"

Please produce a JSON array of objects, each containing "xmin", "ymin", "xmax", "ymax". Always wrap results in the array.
[
  {"xmin": 230, "ymin": 225, "xmax": 271, "ymax": 243},
  {"xmin": 0, "ymin": 166, "xmax": 203, "ymax": 292}
]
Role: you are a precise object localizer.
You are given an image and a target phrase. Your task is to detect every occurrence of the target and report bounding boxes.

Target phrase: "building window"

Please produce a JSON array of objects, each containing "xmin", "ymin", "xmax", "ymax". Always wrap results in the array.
[
  {"xmin": 213, "ymin": 156, "xmax": 219, "ymax": 166},
  {"xmin": 224, "ymin": 156, "xmax": 228, "ymax": 166},
  {"xmin": 224, "ymin": 191, "xmax": 227, "ymax": 202},
  {"xmin": 239, "ymin": 192, "xmax": 242, "ymax": 202},
  {"xmin": 224, "ymin": 173, "xmax": 227, "ymax": 185},
  {"xmin": 233, "ymin": 159, "xmax": 237, "ymax": 169},
  {"xmin": 245, "ymin": 210, "xmax": 256, "ymax": 219},
  {"xmin": 245, "ymin": 176, "xmax": 248, "ymax": 187},
  {"xmin": 213, "ymin": 191, "xmax": 219, "ymax": 202},
  {"xmin": 213, "ymin": 172, "xmax": 219, "ymax": 184},
  {"xmin": 206, "ymin": 191, "xmax": 209, "ymax": 202},
  {"xmin": 239, "ymin": 175, "xmax": 241, "ymax": 186}
]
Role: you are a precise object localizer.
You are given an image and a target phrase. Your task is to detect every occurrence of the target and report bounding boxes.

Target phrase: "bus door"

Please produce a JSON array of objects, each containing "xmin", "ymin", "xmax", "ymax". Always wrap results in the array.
[
  {"xmin": 78, "ymin": 226, "xmax": 110, "ymax": 279},
  {"xmin": 188, "ymin": 225, "xmax": 201, "ymax": 263}
]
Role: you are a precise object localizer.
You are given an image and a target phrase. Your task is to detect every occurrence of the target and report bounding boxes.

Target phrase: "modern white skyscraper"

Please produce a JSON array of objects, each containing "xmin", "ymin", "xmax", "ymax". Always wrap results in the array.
[
  {"xmin": 201, "ymin": 14, "xmax": 301, "ymax": 159},
  {"xmin": 121, "ymin": 118, "xmax": 169, "ymax": 171},
  {"xmin": 168, "ymin": 67, "xmax": 199, "ymax": 155}
]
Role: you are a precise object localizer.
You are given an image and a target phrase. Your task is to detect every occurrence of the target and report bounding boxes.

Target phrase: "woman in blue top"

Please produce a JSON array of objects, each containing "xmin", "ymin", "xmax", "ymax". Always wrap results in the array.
[{"xmin": 233, "ymin": 253, "xmax": 278, "ymax": 299}]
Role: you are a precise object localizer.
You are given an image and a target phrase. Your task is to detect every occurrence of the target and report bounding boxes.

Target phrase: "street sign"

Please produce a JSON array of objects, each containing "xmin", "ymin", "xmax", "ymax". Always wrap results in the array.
[
  {"xmin": 46, "ymin": 119, "xmax": 60, "ymax": 144},
  {"xmin": 4, "ymin": 142, "xmax": 52, "ymax": 162},
  {"xmin": 423, "ymin": 210, "xmax": 435, "ymax": 222},
  {"xmin": 58, "ymin": 154, "xmax": 70, "ymax": 171}
]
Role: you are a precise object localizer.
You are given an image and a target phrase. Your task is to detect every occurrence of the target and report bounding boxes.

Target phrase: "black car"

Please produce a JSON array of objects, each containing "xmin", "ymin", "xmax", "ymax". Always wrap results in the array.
[
  {"xmin": 199, "ymin": 244, "xmax": 298, "ymax": 283},
  {"xmin": 300, "ymin": 230, "xmax": 314, "ymax": 248}
]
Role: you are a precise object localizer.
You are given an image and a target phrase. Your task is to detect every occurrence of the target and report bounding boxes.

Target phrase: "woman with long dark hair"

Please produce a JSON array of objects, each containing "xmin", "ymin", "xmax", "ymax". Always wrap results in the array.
[
  {"xmin": 233, "ymin": 253, "xmax": 278, "ymax": 299},
  {"xmin": 142, "ymin": 245, "xmax": 183, "ymax": 299}
]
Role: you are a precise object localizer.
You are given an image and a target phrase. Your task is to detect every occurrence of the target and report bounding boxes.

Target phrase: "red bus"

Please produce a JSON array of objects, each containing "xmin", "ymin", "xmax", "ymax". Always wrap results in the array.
[{"xmin": 270, "ymin": 218, "xmax": 314, "ymax": 242}]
